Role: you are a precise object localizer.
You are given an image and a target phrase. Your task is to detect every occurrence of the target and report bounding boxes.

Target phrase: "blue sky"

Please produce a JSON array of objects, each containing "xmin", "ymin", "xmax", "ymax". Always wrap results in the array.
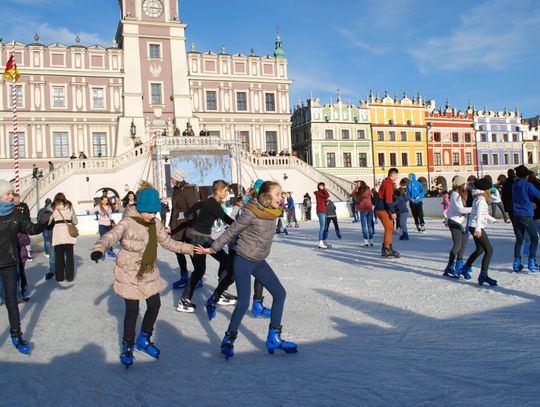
[{"xmin": 3, "ymin": 0, "xmax": 540, "ymax": 116}]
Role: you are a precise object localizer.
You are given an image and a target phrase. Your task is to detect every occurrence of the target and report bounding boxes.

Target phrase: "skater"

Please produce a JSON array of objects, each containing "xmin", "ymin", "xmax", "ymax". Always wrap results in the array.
[
  {"xmin": 315, "ymin": 182, "xmax": 330, "ymax": 248},
  {"xmin": 121, "ymin": 191, "xmax": 137, "ymax": 217},
  {"xmin": 38, "ymin": 198, "xmax": 53, "ymax": 257},
  {"xmin": 441, "ymin": 191, "xmax": 450, "ymax": 223},
  {"xmin": 302, "ymin": 193, "xmax": 312, "ymax": 221},
  {"xmin": 501, "ymin": 169, "xmax": 516, "ymax": 222},
  {"xmin": 194, "ymin": 181, "xmax": 297, "ymax": 359},
  {"xmin": 490, "ymin": 184, "xmax": 509, "ymax": 223},
  {"xmin": 285, "ymin": 192, "xmax": 299, "ymax": 228},
  {"xmin": 443, "ymin": 176, "xmax": 472, "ymax": 278},
  {"xmin": 176, "ymin": 180, "xmax": 236, "ymax": 314},
  {"xmin": 0, "ymin": 179, "xmax": 51, "ymax": 354},
  {"xmin": 349, "ymin": 183, "xmax": 359, "ymax": 223},
  {"xmin": 511, "ymin": 165, "xmax": 540, "ymax": 273},
  {"xmin": 168, "ymin": 169, "xmax": 199, "ymax": 289},
  {"xmin": 323, "ymin": 199, "xmax": 341, "ymax": 241},
  {"xmin": 355, "ymin": 181, "xmax": 374, "ymax": 247},
  {"xmin": 395, "ymin": 189, "xmax": 409, "ymax": 240},
  {"xmin": 90, "ymin": 182, "xmax": 196, "ymax": 368},
  {"xmin": 159, "ymin": 198, "xmax": 169, "ymax": 226},
  {"xmin": 93, "ymin": 196, "xmax": 117, "ymax": 259},
  {"xmin": 460, "ymin": 178, "xmax": 498, "ymax": 286},
  {"xmin": 406, "ymin": 173, "xmax": 426, "ymax": 233},
  {"xmin": 375, "ymin": 168, "xmax": 400, "ymax": 258},
  {"xmin": 13, "ymin": 193, "xmax": 33, "ymax": 261},
  {"xmin": 50, "ymin": 193, "xmax": 78, "ymax": 282}
]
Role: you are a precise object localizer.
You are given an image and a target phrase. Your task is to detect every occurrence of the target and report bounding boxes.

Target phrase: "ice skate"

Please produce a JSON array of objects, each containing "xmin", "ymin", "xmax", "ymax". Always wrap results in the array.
[
  {"xmin": 266, "ymin": 325, "xmax": 297, "ymax": 355},
  {"xmin": 221, "ymin": 331, "xmax": 237, "ymax": 360},
  {"xmin": 120, "ymin": 341, "xmax": 135, "ymax": 368},
  {"xmin": 136, "ymin": 331, "xmax": 160, "ymax": 359}
]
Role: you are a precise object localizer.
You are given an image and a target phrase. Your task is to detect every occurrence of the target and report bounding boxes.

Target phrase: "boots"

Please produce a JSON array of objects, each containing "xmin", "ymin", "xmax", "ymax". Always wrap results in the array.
[
  {"xmin": 120, "ymin": 340, "xmax": 135, "ymax": 368},
  {"xmin": 455, "ymin": 259, "xmax": 464, "ymax": 276},
  {"xmin": 136, "ymin": 331, "xmax": 160, "ymax": 359},
  {"xmin": 460, "ymin": 264, "xmax": 472, "ymax": 280},
  {"xmin": 10, "ymin": 331, "xmax": 31, "ymax": 355},
  {"xmin": 478, "ymin": 271, "xmax": 497, "ymax": 287},
  {"xmin": 266, "ymin": 325, "xmax": 298, "ymax": 355},
  {"xmin": 205, "ymin": 296, "xmax": 217, "ymax": 321},
  {"xmin": 252, "ymin": 297, "xmax": 271, "ymax": 318},
  {"xmin": 318, "ymin": 240, "xmax": 328, "ymax": 249},
  {"xmin": 221, "ymin": 331, "xmax": 237, "ymax": 360},
  {"xmin": 513, "ymin": 258, "xmax": 524, "ymax": 273},
  {"xmin": 443, "ymin": 261, "xmax": 457, "ymax": 278}
]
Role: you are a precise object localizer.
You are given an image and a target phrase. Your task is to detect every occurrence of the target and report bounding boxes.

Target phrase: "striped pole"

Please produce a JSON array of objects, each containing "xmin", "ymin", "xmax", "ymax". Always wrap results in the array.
[{"xmin": 11, "ymin": 46, "xmax": 19, "ymax": 193}]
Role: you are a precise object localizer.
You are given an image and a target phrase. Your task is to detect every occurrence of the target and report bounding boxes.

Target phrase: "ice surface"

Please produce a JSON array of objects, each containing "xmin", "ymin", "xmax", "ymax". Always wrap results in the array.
[{"xmin": 1, "ymin": 219, "xmax": 539, "ymax": 406}]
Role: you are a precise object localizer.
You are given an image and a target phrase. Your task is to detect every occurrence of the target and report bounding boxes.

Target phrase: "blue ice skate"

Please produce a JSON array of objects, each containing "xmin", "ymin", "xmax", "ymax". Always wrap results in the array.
[
  {"xmin": 172, "ymin": 275, "xmax": 189, "ymax": 289},
  {"xmin": 136, "ymin": 331, "xmax": 160, "ymax": 359},
  {"xmin": 120, "ymin": 341, "xmax": 135, "ymax": 368},
  {"xmin": 443, "ymin": 261, "xmax": 458, "ymax": 278},
  {"xmin": 513, "ymin": 258, "xmax": 525, "ymax": 273},
  {"xmin": 460, "ymin": 265, "xmax": 472, "ymax": 280},
  {"xmin": 266, "ymin": 325, "xmax": 297, "ymax": 355},
  {"xmin": 455, "ymin": 259, "xmax": 464, "ymax": 276},
  {"xmin": 527, "ymin": 258, "xmax": 539, "ymax": 273},
  {"xmin": 206, "ymin": 296, "xmax": 217, "ymax": 321},
  {"xmin": 221, "ymin": 331, "xmax": 237, "ymax": 360},
  {"xmin": 252, "ymin": 297, "xmax": 271, "ymax": 318},
  {"xmin": 11, "ymin": 331, "xmax": 31, "ymax": 355}
]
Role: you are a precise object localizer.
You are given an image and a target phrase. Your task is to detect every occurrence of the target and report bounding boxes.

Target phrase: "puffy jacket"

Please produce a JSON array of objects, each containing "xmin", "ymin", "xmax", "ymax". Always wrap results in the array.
[
  {"xmin": 406, "ymin": 173, "xmax": 425, "ymax": 203},
  {"xmin": 314, "ymin": 188, "xmax": 330, "ymax": 213},
  {"xmin": 49, "ymin": 204, "xmax": 78, "ymax": 246},
  {"xmin": 469, "ymin": 191, "xmax": 496, "ymax": 232},
  {"xmin": 512, "ymin": 178, "xmax": 540, "ymax": 218}
]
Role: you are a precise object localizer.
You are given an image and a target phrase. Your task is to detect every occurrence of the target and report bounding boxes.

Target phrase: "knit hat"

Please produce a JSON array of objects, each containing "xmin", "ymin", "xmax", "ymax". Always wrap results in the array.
[
  {"xmin": 475, "ymin": 178, "xmax": 492, "ymax": 191},
  {"xmin": 253, "ymin": 179, "xmax": 265, "ymax": 194},
  {"xmin": 515, "ymin": 164, "xmax": 531, "ymax": 179},
  {"xmin": 136, "ymin": 188, "xmax": 161, "ymax": 213},
  {"xmin": 452, "ymin": 176, "xmax": 466, "ymax": 189},
  {"xmin": 171, "ymin": 169, "xmax": 186, "ymax": 182},
  {"xmin": 0, "ymin": 179, "xmax": 13, "ymax": 197}
]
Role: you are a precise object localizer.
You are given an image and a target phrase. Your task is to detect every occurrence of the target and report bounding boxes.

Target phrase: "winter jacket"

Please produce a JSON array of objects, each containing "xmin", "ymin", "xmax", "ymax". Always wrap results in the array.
[
  {"xmin": 286, "ymin": 196, "xmax": 295, "ymax": 211},
  {"xmin": 0, "ymin": 209, "xmax": 49, "ymax": 268},
  {"xmin": 211, "ymin": 199, "xmax": 279, "ymax": 262},
  {"xmin": 302, "ymin": 196, "xmax": 312, "ymax": 209},
  {"xmin": 49, "ymin": 204, "xmax": 78, "ymax": 246},
  {"xmin": 169, "ymin": 182, "xmax": 199, "ymax": 241},
  {"xmin": 490, "ymin": 187, "xmax": 502, "ymax": 204},
  {"xmin": 94, "ymin": 204, "xmax": 114, "ymax": 226},
  {"xmin": 355, "ymin": 189, "xmax": 373, "ymax": 213},
  {"xmin": 374, "ymin": 177, "xmax": 396, "ymax": 213},
  {"xmin": 190, "ymin": 196, "xmax": 234, "ymax": 236},
  {"xmin": 501, "ymin": 176, "xmax": 515, "ymax": 214},
  {"xmin": 14, "ymin": 202, "xmax": 30, "ymax": 221},
  {"xmin": 326, "ymin": 201, "xmax": 337, "ymax": 218},
  {"xmin": 469, "ymin": 191, "xmax": 496, "ymax": 232},
  {"xmin": 447, "ymin": 191, "xmax": 472, "ymax": 225},
  {"xmin": 314, "ymin": 189, "xmax": 330, "ymax": 213},
  {"xmin": 395, "ymin": 196, "xmax": 409, "ymax": 214},
  {"xmin": 406, "ymin": 173, "xmax": 425, "ymax": 203},
  {"xmin": 512, "ymin": 178, "xmax": 540, "ymax": 218},
  {"xmin": 91, "ymin": 214, "xmax": 194, "ymax": 300}
]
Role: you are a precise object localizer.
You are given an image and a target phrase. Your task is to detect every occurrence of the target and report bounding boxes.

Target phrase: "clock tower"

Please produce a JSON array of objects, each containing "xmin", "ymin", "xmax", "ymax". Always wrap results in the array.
[{"xmin": 116, "ymin": 0, "xmax": 196, "ymax": 152}]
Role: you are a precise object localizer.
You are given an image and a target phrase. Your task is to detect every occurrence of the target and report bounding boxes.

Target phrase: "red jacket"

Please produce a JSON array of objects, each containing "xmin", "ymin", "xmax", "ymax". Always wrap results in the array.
[
  {"xmin": 355, "ymin": 189, "xmax": 373, "ymax": 212},
  {"xmin": 378, "ymin": 177, "xmax": 396, "ymax": 213},
  {"xmin": 314, "ymin": 189, "xmax": 330, "ymax": 213}
]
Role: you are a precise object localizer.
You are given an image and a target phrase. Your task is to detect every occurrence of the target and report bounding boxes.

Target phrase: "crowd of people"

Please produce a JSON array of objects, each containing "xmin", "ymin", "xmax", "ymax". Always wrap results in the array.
[{"xmin": 0, "ymin": 162, "xmax": 536, "ymax": 367}]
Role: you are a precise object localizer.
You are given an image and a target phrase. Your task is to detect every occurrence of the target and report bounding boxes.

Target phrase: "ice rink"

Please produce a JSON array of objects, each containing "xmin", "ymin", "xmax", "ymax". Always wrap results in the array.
[{"xmin": 1, "ymin": 218, "xmax": 539, "ymax": 407}]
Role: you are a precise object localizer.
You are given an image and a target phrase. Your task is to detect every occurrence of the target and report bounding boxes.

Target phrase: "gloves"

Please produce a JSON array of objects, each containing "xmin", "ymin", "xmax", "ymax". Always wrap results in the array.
[{"xmin": 90, "ymin": 251, "xmax": 103, "ymax": 263}]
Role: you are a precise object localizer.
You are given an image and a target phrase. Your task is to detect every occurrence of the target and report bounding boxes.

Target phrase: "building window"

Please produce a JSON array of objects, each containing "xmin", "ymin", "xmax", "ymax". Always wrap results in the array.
[
  {"xmin": 265, "ymin": 131, "xmax": 277, "ymax": 152},
  {"xmin": 325, "ymin": 129, "xmax": 333, "ymax": 140},
  {"xmin": 53, "ymin": 132, "xmax": 69, "ymax": 158},
  {"xmin": 390, "ymin": 153, "xmax": 397, "ymax": 166},
  {"xmin": 514, "ymin": 153, "xmax": 519, "ymax": 164},
  {"xmin": 400, "ymin": 131, "xmax": 407, "ymax": 141},
  {"xmin": 401, "ymin": 152, "xmax": 408, "ymax": 167},
  {"xmin": 208, "ymin": 131, "xmax": 221, "ymax": 137},
  {"xmin": 327, "ymin": 152, "xmax": 336, "ymax": 168},
  {"xmin": 343, "ymin": 152, "xmax": 352, "ymax": 167},
  {"xmin": 205, "ymin": 90, "xmax": 216, "ymax": 110},
  {"xmin": 452, "ymin": 152, "xmax": 460, "ymax": 165},
  {"xmin": 92, "ymin": 88, "xmax": 104, "ymax": 108},
  {"xmin": 480, "ymin": 133, "xmax": 487, "ymax": 142},
  {"xmin": 464, "ymin": 133, "xmax": 471, "ymax": 143},
  {"xmin": 434, "ymin": 152, "xmax": 441, "ymax": 166},
  {"xmin": 378, "ymin": 152, "xmax": 385, "ymax": 167},
  {"xmin": 493, "ymin": 154, "xmax": 499, "ymax": 165},
  {"xmin": 415, "ymin": 132, "xmax": 421, "ymax": 141},
  {"xmin": 8, "ymin": 132, "xmax": 25, "ymax": 158},
  {"xmin": 433, "ymin": 132, "xmax": 441, "ymax": 142},
  {"xmin": 416, "ymin": 152, "xmax": 423, "ymax": 166},
  {"xmin": 481, "ymin": 154, "xmax": 489, "ymax": 165},
  {"xmin": 452, "ymin": 133, "xmax": 459, "ymax": 142},
  {"xmin": 503, "ymin": 153, "xmax": 509, "ymax": 165},
  {"xmin": 265, "ymin": 93, "xmax": 275, "ymax": 111},
  {"xmin": 389, "ymin": 131, "xmax": 396, "ymax": 141},
  {"xmin": 513, "ymin": 133, "xmax": 519, "ymax": 142},
  {"xmin": 503, "ymin": 133, "xmax": 509, "ymax": 142},
  {"xmin": 237, "ymin": 131, "xmax": 250, "ymax": 150},
  {"xmin": 9, "ymin": 85, "xmax": 23, "ymax": 107},
  {"xmin": 527, "ymin": 151, "xmax": 533, "ymax": 164},
  {"xmin": 358, "ymin": 153, "xmax": 367, "ymax": 167},
  {"xmin": 92, "ymin": 132, "xmax": 107, "ymax": 157},
  {"xmin": 465, "ymin": 152, "xmax": 472, "ymax": 165},
  {"xmin": 52, "ymin": 86, "xmax": 65, "ymax": 107},
  {"xmin": 149, "ymin": 44, "xmax": 161, "ymax": 59},
  {"xmin": 341, "ymin": 129, "xmax": 350, "ymax": 139},
  {"xmin": 377, "ymin": 131, "xmax": 384, "ymax": 141},
  {"xmin": 357, "ymin": 129, "xmax": 365, "ymax": 139},
  {"xmin": 491, "ymin": 133, "xmax": 497, "ymax": 142},
  {"xmin": 236, "ymin": 92, "xmax": 247, "ymax": 111}
]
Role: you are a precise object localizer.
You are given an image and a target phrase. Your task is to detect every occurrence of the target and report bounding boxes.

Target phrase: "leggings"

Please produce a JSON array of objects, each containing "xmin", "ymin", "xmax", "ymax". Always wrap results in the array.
[
  {"xmin": 0, "ymin": 265, "xmax": 22, "ymax": 334},
  {"xmin": 54, "ymin": 244, "xmax": 74, "ymax": 282},
  {"xmin": 323, "ymin": 217, "xmax": 340, "ymax": 239},
  {"xmin": 228, "ymin": 255, "xmax": 286, "ymax": 333},
  {"xmin": 465, "ymin": 227, "xmax": 493, "ymax": 272},
  {"xmin": 448, "ymin": 219, "xmax": 467, "ymax": 263},
  {"xmin": 123, "ymin": 293, "xmax": 161, "ymax": 344},
  {"xmin": 513, "ymin": 216, "xmax": 538, "ymax": 259},
  {"xmin": 230, "ymin": 248, "xmax": 263, "ymax": 301},
  {"xmin": 175, "ymin": 252, "xmax": 194, "ymax": 277}
]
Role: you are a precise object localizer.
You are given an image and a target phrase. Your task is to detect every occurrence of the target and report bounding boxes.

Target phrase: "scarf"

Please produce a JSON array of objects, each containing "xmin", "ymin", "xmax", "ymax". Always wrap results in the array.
[
  {"xmin": 131, "ymin": 217, "xmax": 157, "ymax": 281},
  {"xmin": 245, "ymin": 202, "xmax": 282, "ymax": 220},
  {"xmin": 0, "ymin": 201, "xmax": 14, "ymax": 217}
]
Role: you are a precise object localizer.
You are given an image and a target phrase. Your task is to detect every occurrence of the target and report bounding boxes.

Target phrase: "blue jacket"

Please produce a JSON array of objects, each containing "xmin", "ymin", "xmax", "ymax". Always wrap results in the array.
[
  {"xmin": 395, "ymin": 196, "xmax": 409, "ymax": 214},
  {"xmin": 512, "ymin": 178, "xmax": 540, "ymax": 217},
  {"xmin": 286, "ymin": 196, "xmax": 295, "ymax": 211},
  {"xmin": 406, "ymin": 173, "xmax": 425, "ymax": 203}
]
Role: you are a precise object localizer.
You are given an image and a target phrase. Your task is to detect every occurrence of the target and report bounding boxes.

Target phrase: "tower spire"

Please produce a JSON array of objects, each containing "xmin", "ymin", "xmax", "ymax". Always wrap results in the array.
[{"xmin": 273, "ymin": 27, "xmax": 285, "ymax": 59}]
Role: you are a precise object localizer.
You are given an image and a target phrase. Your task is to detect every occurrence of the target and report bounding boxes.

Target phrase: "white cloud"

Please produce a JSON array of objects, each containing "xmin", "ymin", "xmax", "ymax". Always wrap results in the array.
[{"xmin": 289, "ymin": 68, "xmax": 356, "ymax": 103}]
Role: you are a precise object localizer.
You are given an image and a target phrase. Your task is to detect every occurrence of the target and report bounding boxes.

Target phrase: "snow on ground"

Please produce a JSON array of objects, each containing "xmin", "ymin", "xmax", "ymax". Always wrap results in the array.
[{"xmin": 1, "ymin": 218, "xmax": 540, "ymax": 406}]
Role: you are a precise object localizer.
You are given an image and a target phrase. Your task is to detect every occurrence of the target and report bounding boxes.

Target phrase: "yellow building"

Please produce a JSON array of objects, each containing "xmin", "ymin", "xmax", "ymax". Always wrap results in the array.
[{"xmin": 368, "ymin": 93, "xmax": 430, "ymax": 188}]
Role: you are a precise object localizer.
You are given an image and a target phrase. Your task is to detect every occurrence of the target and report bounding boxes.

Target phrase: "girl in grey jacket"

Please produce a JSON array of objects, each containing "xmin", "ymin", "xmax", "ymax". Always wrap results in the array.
[{"xmin": 195, "ymin": 181, "xmax": 298, "ymax": 359}]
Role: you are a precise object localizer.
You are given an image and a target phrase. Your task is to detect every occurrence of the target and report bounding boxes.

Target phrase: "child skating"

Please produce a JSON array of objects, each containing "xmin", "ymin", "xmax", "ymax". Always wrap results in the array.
[
  {"xmin": 195, "ymin": 181, "xmax": 297, "ymax": 359},
  {"xmin": 90, "ymin": 182, "xmax": 195, "ymax": 368},
  {"xmin": 323, "ymin": 199, "xmax": 341, "ymax": 242}
]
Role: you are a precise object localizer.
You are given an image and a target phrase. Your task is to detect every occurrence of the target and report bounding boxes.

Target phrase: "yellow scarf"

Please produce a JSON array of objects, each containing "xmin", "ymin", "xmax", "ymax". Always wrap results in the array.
[{"xmin": 245, "ymin": 202, "xmax": 282, "ymax": 220}]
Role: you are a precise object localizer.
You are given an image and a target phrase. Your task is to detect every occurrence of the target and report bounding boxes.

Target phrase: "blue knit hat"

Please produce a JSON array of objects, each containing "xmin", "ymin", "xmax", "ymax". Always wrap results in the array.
[
  {"xmin": 253, "ymin": 179, "xmax": 265, "ymax": 194},
  {"xmin": 136, "ymin": 188, "xmax": 161, "ymax": 213}
]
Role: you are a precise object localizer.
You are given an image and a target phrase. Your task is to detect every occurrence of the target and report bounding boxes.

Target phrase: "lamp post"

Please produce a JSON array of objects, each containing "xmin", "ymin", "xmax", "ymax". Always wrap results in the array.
[{"xmin": 130, "ymin": 120, "xmax": 136, "ymax": 140}]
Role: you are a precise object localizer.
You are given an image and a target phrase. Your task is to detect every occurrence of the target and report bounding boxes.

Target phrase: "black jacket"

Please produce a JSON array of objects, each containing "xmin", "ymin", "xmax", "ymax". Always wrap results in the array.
[
  {"xmin": 190, "ymin": 197, "xmax": 234, "ymax": 236},
  {"xmin": 501, "ymin": 176, "xmax": 515, "ymax": 215},
  {"xmin": 0, "ymin": 209, "xmax": 49, "ymax": 268},
  {"xmin": 15, "ymin": 202, "xmax": 30, "ymax": 221}
]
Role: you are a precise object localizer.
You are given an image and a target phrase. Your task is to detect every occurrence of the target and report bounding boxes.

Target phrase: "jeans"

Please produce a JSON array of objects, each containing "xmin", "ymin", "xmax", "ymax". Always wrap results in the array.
[
  {"xmin": 0, "ymin": 265, "xmax": 22, "ymax": 333},
  {"xmin": 398, "ymin": 212, "xmax": 408, "ymax": 235},
  {"xmin": 513, "ymin": 216, "xmax": 538, "ymax": 259},
  {"xmin": 465, "ymin": 227, "xmax": 493, "ymax": 272},
  {"xmin": 360, "ymin": 211, "xmax": 374, "ymax": 240},
  {"xmin": 317, "ymin": 212, "xmax": 326, "ymax": 240},
  {"xmin": 448, "ymin": 219, "xmax": 467, "ymax": 262},
  {"xmin": 351, "ymin": 204, "xmax": 359, "ymax": 222},
  {"xmin": 409, "ymin": 201, "xmax": 425, "ymax": 227},
  {"xmin": 323, "ymin": 217, "xmax": 340, "ymax": 240},
  {"xmin": 227, "ymin": 255, "xmax": 286, "ymax": 333},
  {"xmin": 43, "ymin": 229, "xmax": 52, "ymax": 256},
  {"xmin": 98, "ymin": 224, "xmax": 112, "ymax": 236},
  {"xmin": 123, "ymin": 293, "xmax": 161, "ymax": 344}
]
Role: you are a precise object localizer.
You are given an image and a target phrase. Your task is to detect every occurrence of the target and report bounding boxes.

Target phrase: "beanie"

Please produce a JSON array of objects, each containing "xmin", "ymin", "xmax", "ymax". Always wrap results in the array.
[
  {"xmin": 475, "ymin": 178, "xmax": 492, "ymax": 191},
  {"xmin": 136, "ymin": 188, "xmax": 161, "ymax": 213},
  {"xmin": 515, "ymin": 164, "xmax": 531, "ymax": 179},
  {"xmin": 171, "ymin": 169, "xmax": 186, "ymax": 182},
  {"xmin": 452, "ymin": 176, "xmax": 466, "ymax": 189},
  {"xmin": 253, "ymin": 179, "xmax": 265, "ymax": 194},
  {"xmin": 0, "ymin": 180, "xmax": 13, "ymax": 197}
]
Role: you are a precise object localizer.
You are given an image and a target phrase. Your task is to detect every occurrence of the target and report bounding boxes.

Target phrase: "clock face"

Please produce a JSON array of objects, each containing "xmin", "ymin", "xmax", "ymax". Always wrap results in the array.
[{"xmin": 143, "ymin": 0, "xmax": 164, "ymax": 18}]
